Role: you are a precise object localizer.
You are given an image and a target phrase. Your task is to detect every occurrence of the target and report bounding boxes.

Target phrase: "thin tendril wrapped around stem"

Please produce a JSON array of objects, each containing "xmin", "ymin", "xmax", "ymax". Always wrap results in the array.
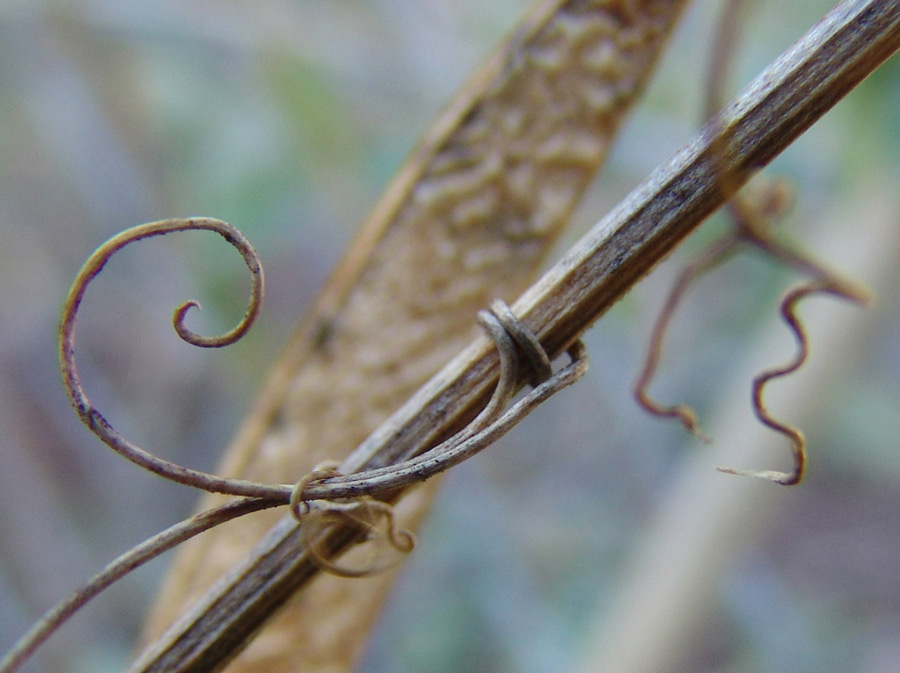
[{"xmin": 25, "ymin": 220, "xmax": 586, "ymax": 673}]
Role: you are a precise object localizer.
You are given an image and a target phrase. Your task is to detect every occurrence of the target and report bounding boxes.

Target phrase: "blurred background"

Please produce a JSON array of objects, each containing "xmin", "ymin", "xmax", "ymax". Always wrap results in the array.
[{"xmin": 1, "ymin": 1, "xmax": 899, "ymax": 672}]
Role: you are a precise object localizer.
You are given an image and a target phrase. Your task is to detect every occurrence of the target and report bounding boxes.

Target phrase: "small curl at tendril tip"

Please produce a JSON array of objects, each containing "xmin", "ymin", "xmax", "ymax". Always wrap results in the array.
[
  {"xmin": 300, "ymin": 502, "xmax": 416, "ymax": 578},
  {"xmin": 290, "ymin": 462, "xmax": 415, "ymax": 578}
]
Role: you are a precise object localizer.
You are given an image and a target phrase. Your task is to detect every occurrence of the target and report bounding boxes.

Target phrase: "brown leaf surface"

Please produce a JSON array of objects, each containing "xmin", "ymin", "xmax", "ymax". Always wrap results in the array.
[{"xmin": 142, "ymin": 0, "xmax": 688, "ymax": 670}]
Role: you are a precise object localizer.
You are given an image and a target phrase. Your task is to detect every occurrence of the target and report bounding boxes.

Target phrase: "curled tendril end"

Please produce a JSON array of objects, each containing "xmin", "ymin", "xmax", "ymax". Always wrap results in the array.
[
  {"xmin": 289, "ymin": 460, "xmax": 418, "ymax": 576},
  {"xmin": 634, "ymin": 391, "xmax": 712, "ymax": 444},
  {"xmin": 56, "ymin": 218, "xmax": 286, "ymax": 499},
  {"xmin": 671, "ymin": 404, "xmax": 712, "ymax": 443},
  {"xmin": 173, "ymin": 300, "xmax": 209, "ymax": 347},
  {"xmin": 298, "ymin": 500, "xmax": 417, "ymax": 578}
]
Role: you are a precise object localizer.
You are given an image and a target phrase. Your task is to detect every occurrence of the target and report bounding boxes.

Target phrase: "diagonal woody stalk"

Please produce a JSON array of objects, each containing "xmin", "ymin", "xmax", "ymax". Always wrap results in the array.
[
  {"xmin": 131, "ymin": 0, "xmax": 900, "ymax": 671},
  {"xmin": 144, "ymin": 1, "xmax": 690, "ymax": 672}
]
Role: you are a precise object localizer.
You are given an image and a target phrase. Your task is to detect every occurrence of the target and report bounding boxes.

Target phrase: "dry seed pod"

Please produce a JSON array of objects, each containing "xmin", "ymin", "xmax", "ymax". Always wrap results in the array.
[{"xmin": 142, "ymin": 2, "xmax": 690, "ymax": 671}]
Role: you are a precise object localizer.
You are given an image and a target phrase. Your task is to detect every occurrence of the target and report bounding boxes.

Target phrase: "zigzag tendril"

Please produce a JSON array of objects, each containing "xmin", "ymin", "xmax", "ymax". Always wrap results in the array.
[
  {"xmin": 634, "ymin": 0, "xmax": 869, "ymax": 485},
  {"xmin": 633, "ymin": 181, "xmax": 869, "ymax": 485},
  {"xmin": 716, "ymin": 279, "xmax": 868, "ymax": 485}
]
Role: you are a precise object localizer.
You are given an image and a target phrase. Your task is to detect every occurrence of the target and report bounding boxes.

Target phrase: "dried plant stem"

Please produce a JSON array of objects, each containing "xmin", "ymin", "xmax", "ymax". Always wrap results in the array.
[
  {"xmin": 129, "ymin": 1, "xmax": 900, "ymax": 671},
  {"xmin": 331, "ymin": 0, "xmax": 897, "ymax": 482}
]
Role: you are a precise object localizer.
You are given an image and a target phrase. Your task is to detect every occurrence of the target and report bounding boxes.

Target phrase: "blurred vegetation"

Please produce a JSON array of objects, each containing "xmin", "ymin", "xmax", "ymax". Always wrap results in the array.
[{"xmin": 1, "ymin": 1, "xmax": 899, "ymax": 672}]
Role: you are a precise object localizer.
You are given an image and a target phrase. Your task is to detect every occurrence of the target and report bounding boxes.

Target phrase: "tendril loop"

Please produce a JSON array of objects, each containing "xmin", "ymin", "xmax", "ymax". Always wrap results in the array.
[{"xmin": 299, "ymin": 501, "xmax": 416, "ymax": 578}]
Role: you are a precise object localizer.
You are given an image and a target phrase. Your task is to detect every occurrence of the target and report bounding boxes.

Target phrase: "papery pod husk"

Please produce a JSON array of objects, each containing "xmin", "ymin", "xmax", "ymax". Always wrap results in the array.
[{"xmin": 142, "ymin": 1, "xmax": 690, "ymax": 670}]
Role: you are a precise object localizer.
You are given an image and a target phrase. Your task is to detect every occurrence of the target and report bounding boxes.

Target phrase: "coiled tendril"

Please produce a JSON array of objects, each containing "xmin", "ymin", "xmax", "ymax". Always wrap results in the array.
[{"xmin": 58, "ymin": 217, "xmax": 291, "ymax": 500}]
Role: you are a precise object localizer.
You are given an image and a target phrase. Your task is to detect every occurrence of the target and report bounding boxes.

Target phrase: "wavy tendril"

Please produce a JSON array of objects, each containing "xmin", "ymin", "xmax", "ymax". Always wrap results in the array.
[
  {"xmin": 632, "ymin": 179, "xmax": 794, "ymax": 441},
  {"xmin": 634, "ymin": 0, "xmax": 870, "ymax": 484},
  {"xmin": 717, "ymin": 279, "xmax": 868, "ymax": 485},
  {"xmin": 633, "ymin": 232, "xmax": 738, "ymax": 440},
  {"xmin": 634, "ymin": 184, "xmax": 868, "ymax": 485},
  {"xmin": 58, "ymin": 218, "xmax": 291, "ymax": 500}
]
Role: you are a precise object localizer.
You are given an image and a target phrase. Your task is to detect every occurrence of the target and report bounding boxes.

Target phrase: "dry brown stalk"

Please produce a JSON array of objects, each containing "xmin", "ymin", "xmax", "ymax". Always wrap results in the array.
[
  {"xmin": 141, "ymin": 1, "xmax": 690, "ymax": 672},
  {"xmin": 129, "ymin": 1, "xmax": 900, "ymax": 671}
]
